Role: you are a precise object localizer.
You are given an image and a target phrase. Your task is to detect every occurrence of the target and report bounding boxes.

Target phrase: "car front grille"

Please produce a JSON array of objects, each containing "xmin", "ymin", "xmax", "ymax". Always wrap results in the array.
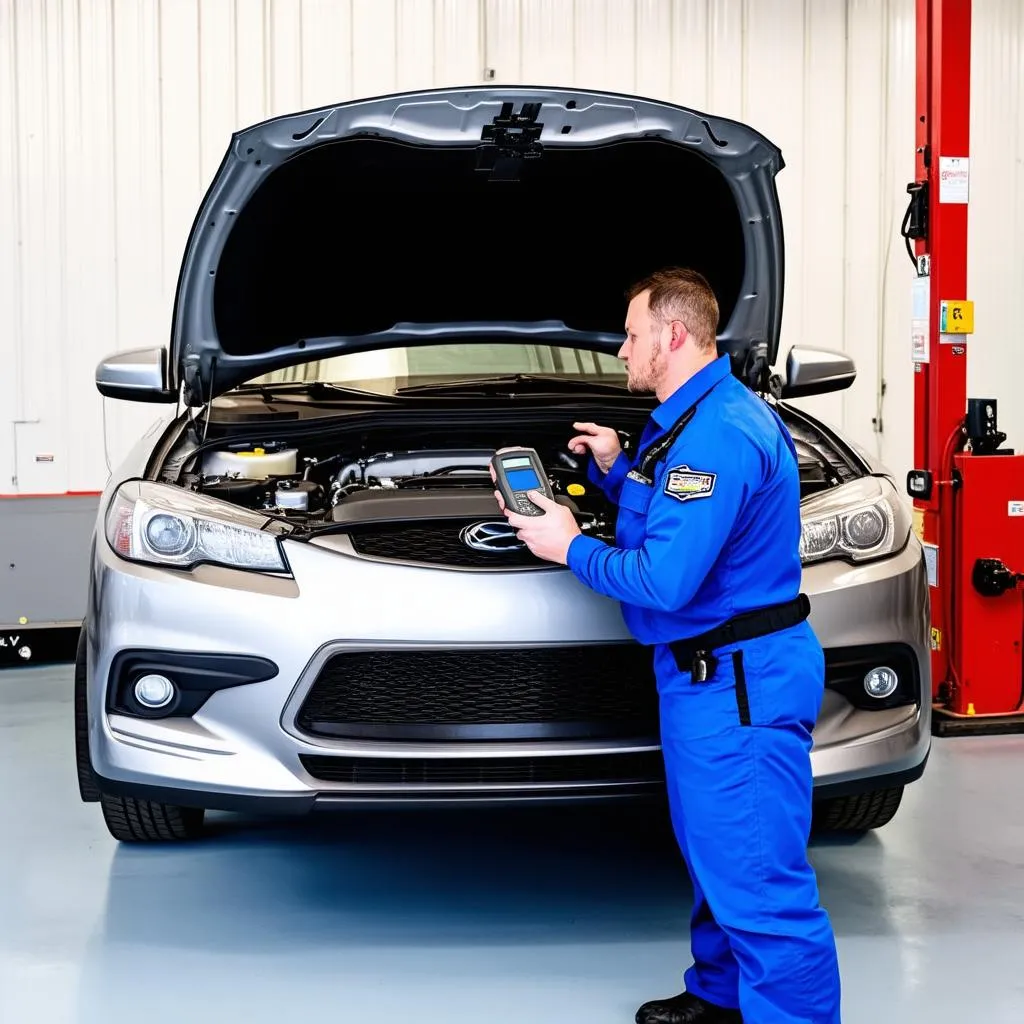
[
  {"xmin": 295, "ymin": 644, "xmax": 659, "ymax": 741},
  {"xmin": 346, "ymin": 522, "xmax": 550, "ymax": 568},
  {"xmin": 299, "ymin": 751, "xmax": 665, "ymax": 786}
]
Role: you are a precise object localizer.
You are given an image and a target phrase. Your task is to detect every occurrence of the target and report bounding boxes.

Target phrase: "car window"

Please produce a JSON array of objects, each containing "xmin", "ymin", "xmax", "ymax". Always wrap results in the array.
[{"xmin": 245, "ymin": 342, "xmax": 626, "ymax": 394}]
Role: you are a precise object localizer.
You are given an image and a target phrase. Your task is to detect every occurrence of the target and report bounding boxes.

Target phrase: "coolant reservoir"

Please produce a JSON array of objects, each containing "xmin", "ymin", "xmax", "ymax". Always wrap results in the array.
[{"xmin": 202, "ymin": 446, "xmax": 298, "ymax": 479}]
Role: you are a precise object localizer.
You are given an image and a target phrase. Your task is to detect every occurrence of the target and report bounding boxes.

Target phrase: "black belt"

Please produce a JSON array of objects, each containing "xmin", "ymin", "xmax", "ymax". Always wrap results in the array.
[{"xmin": 667, "ymin": 594, "xmax": 811, "ymax": 681}]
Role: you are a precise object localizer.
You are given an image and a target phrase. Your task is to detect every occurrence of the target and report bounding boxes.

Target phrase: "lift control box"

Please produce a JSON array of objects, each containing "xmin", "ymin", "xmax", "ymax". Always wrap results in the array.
[{"xmin": 949, "ymin": 450, "xmax": 1024, "ymax": 716}]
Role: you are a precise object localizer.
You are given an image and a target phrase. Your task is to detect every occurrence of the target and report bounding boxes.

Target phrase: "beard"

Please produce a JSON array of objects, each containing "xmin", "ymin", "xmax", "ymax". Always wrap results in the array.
[{"xmin": 626, "ymin": 339, "xmax": 666, "ymax": 394}]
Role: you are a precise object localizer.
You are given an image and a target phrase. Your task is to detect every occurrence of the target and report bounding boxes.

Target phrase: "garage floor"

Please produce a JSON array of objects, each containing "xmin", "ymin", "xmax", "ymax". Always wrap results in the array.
[{"xmin": 3, "ymin": 666, "xmax": 1023, "ymax": 1024}]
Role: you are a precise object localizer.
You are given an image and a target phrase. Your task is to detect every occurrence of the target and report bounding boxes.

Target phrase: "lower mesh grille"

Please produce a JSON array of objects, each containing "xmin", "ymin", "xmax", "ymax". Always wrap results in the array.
[
  {"xmin": 299, "ymin": 751, "xmax": 665, "ymax": 786},
  {"xmin": 296, "ymin": 644, "xmax": 659, "ymax": 740}
]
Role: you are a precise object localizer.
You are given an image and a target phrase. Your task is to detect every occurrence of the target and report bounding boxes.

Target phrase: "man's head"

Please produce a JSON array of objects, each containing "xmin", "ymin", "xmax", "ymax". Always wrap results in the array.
[{"xmin": 618, "ymin": 267, "xmax": 720, "ymax": 400}]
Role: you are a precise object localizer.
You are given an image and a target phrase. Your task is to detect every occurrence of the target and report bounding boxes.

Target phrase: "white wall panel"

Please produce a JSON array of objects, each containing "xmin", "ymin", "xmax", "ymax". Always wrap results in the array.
[
  {"xmin": 705, "ymin": 0, "xmax": 744, "ymax": 118},
  {"xmin": 1, "ymin": 0, "xmax": 1021, "ymax": 497},
  {"xmin": 799, "ymin": 0, "xmax": 849, "ymax": 432},
  {"xmin": 877, "ymin": 1, "xmax": 917, "ymax": 489},
  {"xmin": 968, "ymin": 0, "xmax": 1024, "ymax": 466},
  {"xmin": 574, "ymin": 1, "xmax": 638, "ymax": 95},
  {"xmin": 353, "ymin": 0, "xmax": 398, "ymax": 97},
  {"xmin": 5, "ymin": 0, "xmax": 78, "ymax": 496},
  {"xmin": 300, "ymin": 0, "xmax": 354, "ymax": 109},
  {"xmin": 841, "ymin": 0, "xmax": 895, "ymax": 465},
  {"xmin": 0, "ymin": 2, "xmax": 16, "ymax": 493}
]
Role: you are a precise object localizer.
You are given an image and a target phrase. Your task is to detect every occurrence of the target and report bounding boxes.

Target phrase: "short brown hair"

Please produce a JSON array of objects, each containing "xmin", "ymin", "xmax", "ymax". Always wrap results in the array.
[{"xmin": 626, "ymin": 267, "xmax": 720, "ymax": 352}]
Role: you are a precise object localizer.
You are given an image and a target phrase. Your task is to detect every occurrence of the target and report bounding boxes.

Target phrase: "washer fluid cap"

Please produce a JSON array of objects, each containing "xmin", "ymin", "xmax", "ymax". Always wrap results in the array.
[{"xmin": 202, "ymin": 447, "xmax": 298, "ymax": 479}]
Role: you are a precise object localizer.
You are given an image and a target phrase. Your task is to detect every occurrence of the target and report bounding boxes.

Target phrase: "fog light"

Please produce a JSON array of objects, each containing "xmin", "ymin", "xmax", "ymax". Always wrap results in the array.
[
  {"xmin": 863, "ymin": 666, "xmax": 899, "ymax": 699},
  {"xmin": 134, "ymin": 673, "xmax": 176, "ymax": 709}
]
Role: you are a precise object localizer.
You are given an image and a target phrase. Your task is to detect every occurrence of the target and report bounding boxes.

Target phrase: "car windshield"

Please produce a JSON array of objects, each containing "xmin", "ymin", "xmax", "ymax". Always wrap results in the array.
[{"xmin": 241, "ymin": 342, "xmax": 626, "ymax": 395}]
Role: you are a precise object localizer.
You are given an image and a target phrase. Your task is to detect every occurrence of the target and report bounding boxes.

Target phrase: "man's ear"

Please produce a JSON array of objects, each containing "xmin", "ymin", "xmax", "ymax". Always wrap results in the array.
[{"xmin": 668, "ymin": 320, "xmax": 689, "ymax": 350}]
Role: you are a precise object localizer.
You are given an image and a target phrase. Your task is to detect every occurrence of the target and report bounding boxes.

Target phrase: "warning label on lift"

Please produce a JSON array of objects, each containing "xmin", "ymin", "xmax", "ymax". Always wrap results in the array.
[
  {"xmin": 923, "ymin": 542, "xmax": 939, "ymax": 587},
  {"xmin": 940, "ymin": 299, "xmax": 974, "ymax": 334},
  {"xmin": 939, "ymin": 156, "xmax": 970, "ymax": 204}
]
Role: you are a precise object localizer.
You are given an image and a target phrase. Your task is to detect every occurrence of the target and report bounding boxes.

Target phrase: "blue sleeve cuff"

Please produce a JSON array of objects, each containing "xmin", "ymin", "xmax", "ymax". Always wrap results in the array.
[
  {"xmin": 566, "ymin": 533, "xmax": 607, "ymax": 581},
  {"xmin": 586, "ymin": 458, "xmax": 607, "ymax": 487},
  {"xmin": 586, "ymin": 450, "xmax": 631, "ymax": 501},
  {"xmin": 604, "ymin": 450, "xmax": 630, "ymax": 493}
]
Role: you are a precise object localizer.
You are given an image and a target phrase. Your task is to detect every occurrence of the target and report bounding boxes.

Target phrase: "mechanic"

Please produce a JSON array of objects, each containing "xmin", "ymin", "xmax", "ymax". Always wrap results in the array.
[{"xmin": 493, "ymin": 267, "xmax": 842, "ymax": 1024}]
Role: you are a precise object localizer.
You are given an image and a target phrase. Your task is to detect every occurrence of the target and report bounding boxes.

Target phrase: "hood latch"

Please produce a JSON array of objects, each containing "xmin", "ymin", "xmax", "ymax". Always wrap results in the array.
[{"xmin": 477, "ymin": 101, "xmax": 544, "ymax": 181}]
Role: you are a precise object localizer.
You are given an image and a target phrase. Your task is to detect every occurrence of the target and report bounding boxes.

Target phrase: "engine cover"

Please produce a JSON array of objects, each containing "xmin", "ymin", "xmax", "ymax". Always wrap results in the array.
[
  {"xmin": 330, "ymin": 488, "xmax": 504, "ymax": 525},
  {"xmin": 329, "ymin": 487, "xmax": 580, "ymax": 525},
  {"xmin": 335, "ymin": 449, "xmax": 495, "ymax": 487}
]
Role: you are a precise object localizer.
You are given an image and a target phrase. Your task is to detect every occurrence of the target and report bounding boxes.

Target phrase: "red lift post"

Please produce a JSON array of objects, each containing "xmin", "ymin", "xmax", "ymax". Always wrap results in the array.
[{"xmin": 905, "ymin": 0, "xmax": 1024, "ymax": 734}]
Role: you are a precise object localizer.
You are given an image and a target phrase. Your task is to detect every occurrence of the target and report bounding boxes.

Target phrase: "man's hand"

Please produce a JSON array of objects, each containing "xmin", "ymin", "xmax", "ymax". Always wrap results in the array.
[
  {"xmin": 567, "ymin": 422, "xmax": 622, "ymax": 474},
  {"xmin": 494, "ymin": 488, "xmax": 581, "ymax": 565}
]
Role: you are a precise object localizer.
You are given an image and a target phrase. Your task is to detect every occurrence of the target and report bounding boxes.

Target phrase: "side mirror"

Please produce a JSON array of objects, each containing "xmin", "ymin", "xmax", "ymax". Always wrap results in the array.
[
  {"xmin": 95, "ymin": 347, "xmax": 177, "ymax": 403},
  {"xmin": 778, "ymin": 346, "xmax": 856, "ymax": 399}
]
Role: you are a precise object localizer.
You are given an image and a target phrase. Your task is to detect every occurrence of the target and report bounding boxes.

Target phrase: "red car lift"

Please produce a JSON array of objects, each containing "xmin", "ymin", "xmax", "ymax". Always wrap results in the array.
[{"xmin": 904, "ymin": 0, "xmax": 1024, "ymax": 735}]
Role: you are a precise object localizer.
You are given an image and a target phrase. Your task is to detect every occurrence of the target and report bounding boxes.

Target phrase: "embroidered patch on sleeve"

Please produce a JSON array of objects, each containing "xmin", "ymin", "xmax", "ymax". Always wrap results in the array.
[{"xmin": 663, "ymin": 464, "xmax": 716, "ymax": 503}]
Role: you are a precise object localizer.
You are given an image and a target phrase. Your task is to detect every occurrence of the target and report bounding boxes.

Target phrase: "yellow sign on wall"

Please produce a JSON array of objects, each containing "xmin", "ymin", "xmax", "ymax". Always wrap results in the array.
[{"xmin": 940, "ymin": 299, "xmax": 974, "ymax": 334}]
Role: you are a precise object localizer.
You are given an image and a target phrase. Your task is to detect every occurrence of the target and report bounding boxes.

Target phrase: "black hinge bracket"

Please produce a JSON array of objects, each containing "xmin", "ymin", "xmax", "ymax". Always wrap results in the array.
[
  {"xmin": 476, "ymin": 101, "xmax": 544, "ymax": 181},
  {"xmin": 740, "ymin": 342, "xmax": 782, "ymax": 398}
]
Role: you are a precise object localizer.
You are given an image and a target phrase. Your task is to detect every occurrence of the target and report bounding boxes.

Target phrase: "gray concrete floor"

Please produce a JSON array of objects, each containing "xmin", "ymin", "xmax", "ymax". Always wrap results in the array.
[{"xmin": 2, "ymin": 666, "xmax": 1023, "ymax": 1024}]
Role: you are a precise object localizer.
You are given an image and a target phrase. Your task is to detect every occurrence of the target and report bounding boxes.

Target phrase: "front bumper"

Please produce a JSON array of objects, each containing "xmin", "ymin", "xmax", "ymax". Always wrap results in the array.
[{"xmin": 86, "ymin": 526, "xmax": 931, "ymax": 812}]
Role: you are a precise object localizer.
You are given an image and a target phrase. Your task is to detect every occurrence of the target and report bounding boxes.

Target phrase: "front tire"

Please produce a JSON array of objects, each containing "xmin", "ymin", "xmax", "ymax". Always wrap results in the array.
[
  {"xmin": 100, "ymin": 793, "xmax": 205, "ymax": 842},
  {"xmin": 74, "ymin": 626, "xmax": 102, "ymax": 802},
  {"xmin": 813, "ymin": 786, "xmax": 905, "ymax": 834}
]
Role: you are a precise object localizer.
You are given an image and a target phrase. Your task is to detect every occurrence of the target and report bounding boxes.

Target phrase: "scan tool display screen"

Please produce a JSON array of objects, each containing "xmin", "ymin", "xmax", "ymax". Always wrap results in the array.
[
  {"xmin": 505, "ymin": 468, "xmax": 541, "ymax": 491},
  {"xmin": 500, "ymin": 456, "xmax": 540, "ymax": 491}
]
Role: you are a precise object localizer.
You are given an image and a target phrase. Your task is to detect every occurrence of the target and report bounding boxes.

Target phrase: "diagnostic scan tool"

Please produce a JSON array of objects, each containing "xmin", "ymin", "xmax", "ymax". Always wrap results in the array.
[{"xmin": 490, "ymin": 448, "xmax": 554, "ymax": 516}]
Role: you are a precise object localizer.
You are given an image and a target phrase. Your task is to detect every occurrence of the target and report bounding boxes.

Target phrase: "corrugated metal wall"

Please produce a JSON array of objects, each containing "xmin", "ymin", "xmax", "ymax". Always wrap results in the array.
[
  {"xmin": 1, "ymin": 0, "xmax": 1021, "ymax": 496},
  {"xmin": 967, "ymin": 0, "xmax": 1024, "ymax": 461}
]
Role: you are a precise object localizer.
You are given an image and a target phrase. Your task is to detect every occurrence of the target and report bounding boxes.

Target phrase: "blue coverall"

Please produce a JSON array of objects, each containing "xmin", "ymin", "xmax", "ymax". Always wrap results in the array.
[{"xmin": 566, "ymin": 354, "xmax": 842, "ymax": 1024}]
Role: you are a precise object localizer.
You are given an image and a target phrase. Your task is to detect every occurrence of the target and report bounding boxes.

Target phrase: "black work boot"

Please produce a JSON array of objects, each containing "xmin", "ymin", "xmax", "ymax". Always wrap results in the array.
[{"xmin": 635, "ymin": 991, "xmax": 743, "ymax": 1024}]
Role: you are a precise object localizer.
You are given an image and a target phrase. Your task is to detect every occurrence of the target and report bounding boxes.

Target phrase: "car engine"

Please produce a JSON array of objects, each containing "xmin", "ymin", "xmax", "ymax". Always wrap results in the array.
[
  {"xmin": 183, "ymin": 440, "xmax": 619, "ymax": 547},
  {"xmin": 170, "ymin": 413, "xmax": 846, "ymax": 567}
]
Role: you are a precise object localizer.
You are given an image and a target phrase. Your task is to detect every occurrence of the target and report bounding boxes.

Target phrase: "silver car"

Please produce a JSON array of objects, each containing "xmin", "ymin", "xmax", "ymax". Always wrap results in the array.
[{"xmin": 76, "ymin": 86, "xmax": 930, "ymax": 842}]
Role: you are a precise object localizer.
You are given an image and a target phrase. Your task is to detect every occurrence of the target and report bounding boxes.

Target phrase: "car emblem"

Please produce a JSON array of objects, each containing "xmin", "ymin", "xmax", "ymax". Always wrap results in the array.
[{"xmin": 460, "ymin": 520, "xmax": 524, "ymax": 553}]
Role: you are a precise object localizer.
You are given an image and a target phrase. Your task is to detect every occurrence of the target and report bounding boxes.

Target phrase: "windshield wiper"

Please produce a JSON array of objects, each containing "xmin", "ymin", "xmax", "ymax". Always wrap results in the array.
[
  {"xmin": 394, "ymin": 374, "xmax": 628, "ymax": 396},
  {"xmin": 232, "ymin": 381, "xmax": 382, "ymax": 402}
]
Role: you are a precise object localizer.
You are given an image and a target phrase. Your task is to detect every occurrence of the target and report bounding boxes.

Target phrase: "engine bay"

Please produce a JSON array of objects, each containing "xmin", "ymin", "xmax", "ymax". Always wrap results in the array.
[
  {"xmin": 163, "ymin": 406, "xmax": 852, "ymax": 561},
  {"xmin": 174, "ymin": 434, "xmax": 621, "ymax": 543}
]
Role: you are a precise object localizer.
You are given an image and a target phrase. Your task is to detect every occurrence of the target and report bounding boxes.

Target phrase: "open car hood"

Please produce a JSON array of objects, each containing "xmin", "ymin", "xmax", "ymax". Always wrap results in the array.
[{"xmin": 170, "ymin": 86, "xmax": 786, "ymax": 405}]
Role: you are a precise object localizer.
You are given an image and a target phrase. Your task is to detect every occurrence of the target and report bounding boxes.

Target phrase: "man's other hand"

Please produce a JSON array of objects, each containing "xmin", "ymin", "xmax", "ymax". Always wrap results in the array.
[
  {"xmin": 496, "ymin": 489, "xmax": 581, "ymax": 565},
  {"xmin": 568, "ymin": 422, "xmax": 621, "ymax": 474}
]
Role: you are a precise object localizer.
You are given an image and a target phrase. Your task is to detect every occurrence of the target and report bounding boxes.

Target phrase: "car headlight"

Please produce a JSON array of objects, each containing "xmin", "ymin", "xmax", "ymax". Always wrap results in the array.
[
  {"xmin": 800, "ymin": 477, "xmax": 911, "ymax": 566},
  {"xmin": 105, "ymin": 480, "xmax": 291, "ymax": 573}
]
